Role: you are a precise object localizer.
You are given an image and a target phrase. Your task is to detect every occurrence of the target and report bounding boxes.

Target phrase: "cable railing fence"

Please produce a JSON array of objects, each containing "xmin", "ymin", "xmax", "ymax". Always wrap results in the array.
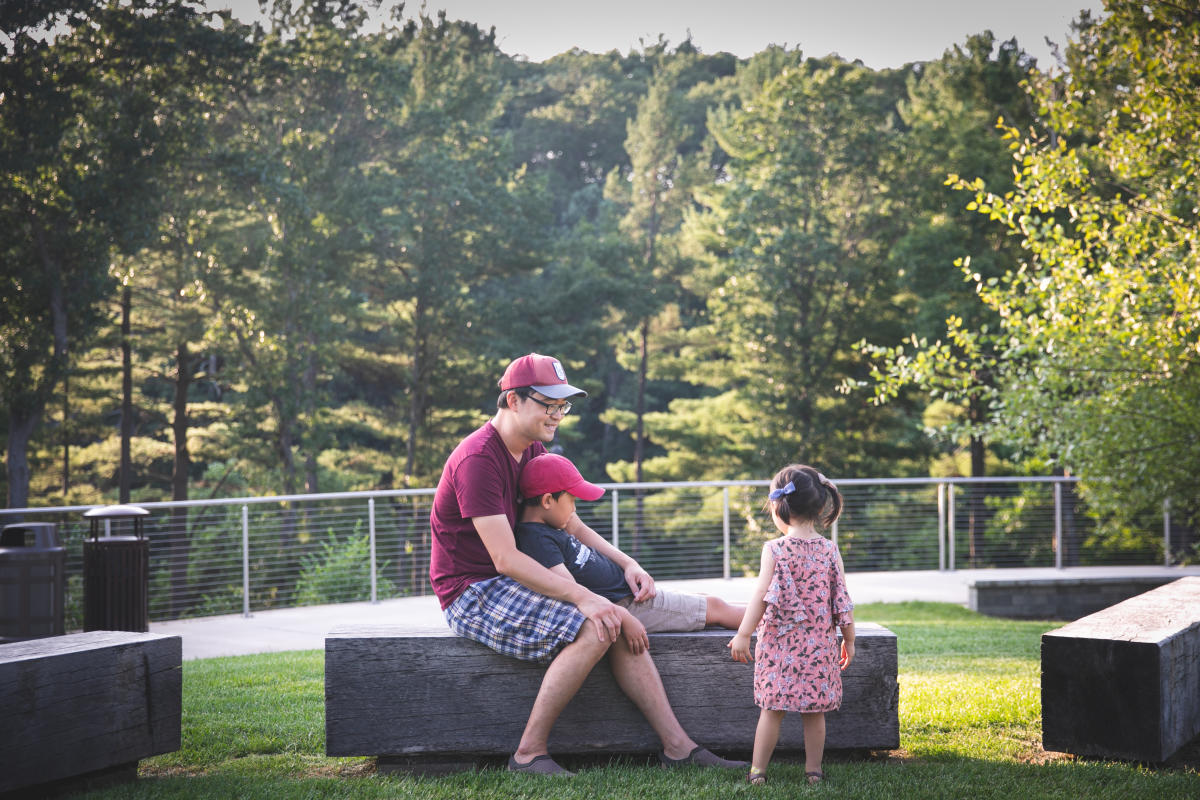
[{"xmin": 0, "ymin": 476, "xmax": 1182, "ymax": 626}]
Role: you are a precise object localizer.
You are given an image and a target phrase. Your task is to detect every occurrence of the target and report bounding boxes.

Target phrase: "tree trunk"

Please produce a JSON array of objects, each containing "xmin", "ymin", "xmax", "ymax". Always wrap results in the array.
[
  {"xmin": 405, "ymin": 297, "xmax": 429, "ymax": 485},
  {"xmin": 61, "ymin": 370, "xmax": 70, "ymax": 495},
  {"xmin": 169, "ymin": 339, "xmax": 193, "ymax": 617},
  {"xmin": 171, "ymin": 342, "xmax": 191, "ymax": 503},
  {"xmin": 1058, "ymin": 468, "xmax": 1079, "ymax": 567},
  {"xmin": 967, "ymin": 433, "xmax": 986, "ymax": 567},
  {"xmin": 8, "ymin": 220, "xmax": 72, "ymax": 511},
  {"xmin": 274, "ymin": 397, "xmax": 298, "ymax": 553},
  {"xmin": 632, "ymin": 318, "xmax": 649, "ymax": 559},
  {"xmin": 966, "ymin": 391, "xmax": 988, "ymax": 567},
  {"xmin": 275, "ymin": 401, "xmax": 298, "ymax": 495},
  {"xmin": 303, "ymin": 342, "xmax": 319, "ymax": 496},
  {"xmin": 6, "ymin": 410, "xmax": 39, "ymax": 510},
  {"xmin": 120, "ymin": 286, "xmax": 133, "ymax": 503}
]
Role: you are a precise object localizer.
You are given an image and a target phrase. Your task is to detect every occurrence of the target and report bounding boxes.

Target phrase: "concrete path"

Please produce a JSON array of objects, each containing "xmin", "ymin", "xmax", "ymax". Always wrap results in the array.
[{"xmin": 149, "ymin": 565, "xmax": 1200, "ymax": 660}]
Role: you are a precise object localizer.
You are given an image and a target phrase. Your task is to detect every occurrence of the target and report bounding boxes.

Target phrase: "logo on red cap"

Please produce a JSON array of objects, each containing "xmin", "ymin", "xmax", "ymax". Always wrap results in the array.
[{"xmin": 499, "ymin": 353, "xmax": 586, "ymax": 399}]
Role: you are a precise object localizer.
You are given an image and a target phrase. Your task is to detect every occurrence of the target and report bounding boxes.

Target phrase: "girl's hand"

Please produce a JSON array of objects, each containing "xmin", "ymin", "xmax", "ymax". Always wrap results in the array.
[
  {"xmin": 839, "ymin": 639, "xmax": 855, "ymax": 670},
  {"xmin": 728, "ymin": 633, "xmax": 752, "ymax": 663}
]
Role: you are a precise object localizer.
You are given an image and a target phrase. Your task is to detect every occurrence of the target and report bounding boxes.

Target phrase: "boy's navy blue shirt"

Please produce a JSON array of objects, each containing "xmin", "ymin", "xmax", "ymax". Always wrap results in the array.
[{"xmin": 514, "ymin": 521, "xmax": 631, "ymax": 602}]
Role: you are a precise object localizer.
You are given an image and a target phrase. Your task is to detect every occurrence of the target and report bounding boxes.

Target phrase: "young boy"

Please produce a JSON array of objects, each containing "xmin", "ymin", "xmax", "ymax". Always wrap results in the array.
[{"xmin": 515, "ymin": 453, "xmax": 745, "ymax": 653}]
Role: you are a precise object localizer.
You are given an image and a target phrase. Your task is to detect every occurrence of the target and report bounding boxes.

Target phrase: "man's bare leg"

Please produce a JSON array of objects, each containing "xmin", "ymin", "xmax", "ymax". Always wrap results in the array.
[
  {"xmin": 606, "ymin": 636, "xmax": 696, "ymax": 759},
  {"xmin": 513, "ymin": 620, "xmax": 610, "ymax": 762}
]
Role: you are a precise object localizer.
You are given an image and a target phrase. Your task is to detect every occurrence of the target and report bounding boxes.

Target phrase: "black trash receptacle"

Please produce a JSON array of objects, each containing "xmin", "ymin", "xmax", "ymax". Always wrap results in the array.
[
  {"xmin": 0, "ymin": 522, "xmax": 66, "ymax": 642},
  {"xmin": 83, "ymin": 505, "xmax": 150, "ymax": 632}
]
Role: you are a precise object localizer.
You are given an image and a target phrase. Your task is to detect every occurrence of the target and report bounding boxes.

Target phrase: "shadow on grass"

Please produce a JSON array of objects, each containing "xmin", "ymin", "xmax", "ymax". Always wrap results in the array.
[
  {"xmin": 88, "ymin": 741, "xmax": 1200, "ymax": 800},
  {"xmin": 73, "ymin": 752, "xmax": 1199, "ymax": 800}
]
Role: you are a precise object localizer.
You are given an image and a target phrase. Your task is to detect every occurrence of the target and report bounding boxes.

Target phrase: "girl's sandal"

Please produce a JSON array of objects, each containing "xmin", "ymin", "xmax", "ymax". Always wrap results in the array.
[
  {"xmin": 806, "ymin": 770, "xmax": 825, "ymax": 785},
  {"xmin": 746, "ymin": 768, "xmax": 767, "ymax": 785}
]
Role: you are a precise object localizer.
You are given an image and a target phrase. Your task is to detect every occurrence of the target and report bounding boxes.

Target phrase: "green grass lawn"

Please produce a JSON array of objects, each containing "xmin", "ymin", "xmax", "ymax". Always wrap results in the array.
[{"xmin": 72, "ymin": 602, "xmax": 1198, "ymax": 799}]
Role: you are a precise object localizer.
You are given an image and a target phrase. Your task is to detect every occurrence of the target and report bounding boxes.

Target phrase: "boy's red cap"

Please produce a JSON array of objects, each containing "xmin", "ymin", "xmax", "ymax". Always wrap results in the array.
[
  {"xmin": 520, "ymin": 454, "xmax": 605, "ymax": 501},
  {"xmin": 499, "ymin": 353, "xmax": 586, "ymax": 399}
]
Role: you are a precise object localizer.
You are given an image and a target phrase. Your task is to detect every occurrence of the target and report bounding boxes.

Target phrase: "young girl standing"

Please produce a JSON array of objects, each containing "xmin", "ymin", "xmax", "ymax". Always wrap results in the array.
[{"xmin": 728, "ymin": 464, "xmax": 855, "ymax": 786}]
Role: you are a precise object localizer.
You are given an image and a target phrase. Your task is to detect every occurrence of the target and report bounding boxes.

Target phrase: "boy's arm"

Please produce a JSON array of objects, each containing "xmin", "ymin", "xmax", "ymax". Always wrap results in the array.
[
  {"xmin": 616, "ymin": 604, "xmax": 650, "ymax": 654},
  {"xmin": 563, "ymin": 513, "xmax": 655, "ymax": 602},
  {"xmin": 547, "ymin": 563, "xmax": 574, "ymax": 582}
]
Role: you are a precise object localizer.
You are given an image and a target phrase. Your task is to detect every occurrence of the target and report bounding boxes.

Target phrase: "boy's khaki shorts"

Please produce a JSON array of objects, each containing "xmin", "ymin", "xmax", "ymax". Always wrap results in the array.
[{"xmin": 617, "ymin": 589, "xmax": 707, "ymax": 633}]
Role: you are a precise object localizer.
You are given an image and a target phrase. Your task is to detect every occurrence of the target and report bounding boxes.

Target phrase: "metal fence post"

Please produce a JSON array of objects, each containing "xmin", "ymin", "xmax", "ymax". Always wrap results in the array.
[
  {"xmin": 242, "ymin": 505, "xmax": 251, "ymax": 618},
  {"xmin": 947, "ymin": 484, "xmax": 956, "ymax": 572},
  {"xmin": 937, "ymin": 483, "xmax": 946, "ymax": 571},
  {"xmin": 1164, "ymin": 498, "xmax": 1172, "ymax": 567},
  {"xmin": 1054, "ymin": 481, "xmax": 1064, "ymax": 570},
  {"xmin": 369, "ymin": 498, "xmax": 378, "ymax": 604},
  {"xmin": 722, "ymin": 487, "xmax": 731, "ymax": 580},
  {"xmin": 611, "ymin": 489, "xmax": 620, "ymax": 550}
]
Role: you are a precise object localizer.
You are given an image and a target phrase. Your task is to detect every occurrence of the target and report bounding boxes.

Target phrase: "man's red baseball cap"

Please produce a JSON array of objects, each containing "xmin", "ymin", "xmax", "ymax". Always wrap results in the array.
[
  {"xmin": 498, "ymin": 353, "xmax": 587, "ymax": 399},
  {"xmin": 519, "ymin": 453, "xmax": 605, "ymax": 501}
]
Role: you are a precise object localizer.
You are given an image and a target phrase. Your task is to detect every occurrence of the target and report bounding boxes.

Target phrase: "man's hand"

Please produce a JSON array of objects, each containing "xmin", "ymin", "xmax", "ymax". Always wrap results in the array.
[
  {"xmin": 617, "ymin": 606, "xmax": 650, "ymax": 654},
  {"xmin": 577, "ymin": 593, "xmax": 623, "ymax": 644},
  {"xmin": 623, "ymin": 562, "xmax": 655, "ymax": 603}
]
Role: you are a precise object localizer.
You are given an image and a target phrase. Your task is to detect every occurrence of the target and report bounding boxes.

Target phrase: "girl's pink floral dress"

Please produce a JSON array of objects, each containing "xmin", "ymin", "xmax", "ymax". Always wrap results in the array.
[{"xmin": 753, "ymin": 534, "xmax": 854, "ymax": 712}]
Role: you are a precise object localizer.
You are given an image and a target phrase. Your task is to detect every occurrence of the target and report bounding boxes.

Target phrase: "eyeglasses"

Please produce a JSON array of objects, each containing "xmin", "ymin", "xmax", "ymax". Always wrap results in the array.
[{"xmin": 519, "ymin": 392, "xmax": 572, "ymax": 417}]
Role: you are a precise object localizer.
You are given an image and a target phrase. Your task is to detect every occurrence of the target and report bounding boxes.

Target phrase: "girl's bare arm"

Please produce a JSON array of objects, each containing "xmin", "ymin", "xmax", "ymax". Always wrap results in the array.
[{"xmin": 728, "ymin": 544, "xmax": 775, "ymax": 662}]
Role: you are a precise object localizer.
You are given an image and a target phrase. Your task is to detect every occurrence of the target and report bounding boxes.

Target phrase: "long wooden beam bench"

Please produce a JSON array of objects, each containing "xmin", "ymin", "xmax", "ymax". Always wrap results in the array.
[
  {"xmin": 0, "ymin": 631, "xmax": 182, "ymax": 796},
  {"xmin": 326, "ymin": 623, "xmax": 898, "ymax": 773},
  {"xmin": 971, "ymin": 572, "xmax": 1195, "ymax": 620},
  {"xmin": 1041, "ymin": 577, "xmax": 1200, "ymax": 763}
]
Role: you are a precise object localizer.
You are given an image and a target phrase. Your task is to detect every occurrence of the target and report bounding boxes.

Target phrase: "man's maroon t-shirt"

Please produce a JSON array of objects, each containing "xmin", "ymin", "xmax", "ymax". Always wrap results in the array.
[{"xmin": 429, "ymin": 421, "xmax": 547, "ymax": 609}]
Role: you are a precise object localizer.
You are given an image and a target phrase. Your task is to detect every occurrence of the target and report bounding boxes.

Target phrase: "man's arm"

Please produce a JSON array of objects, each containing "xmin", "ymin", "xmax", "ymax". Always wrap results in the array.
[
  {"xmin": 563, "ymin": 513, "xmax": 655, "ymax": 602},
  {"xmin": 474, "ymin": 514, "xmax": 623, "ymax": 642},
  {"xmin": 544, "ymin": 562, "xmax": 650, "ymax": 654}
]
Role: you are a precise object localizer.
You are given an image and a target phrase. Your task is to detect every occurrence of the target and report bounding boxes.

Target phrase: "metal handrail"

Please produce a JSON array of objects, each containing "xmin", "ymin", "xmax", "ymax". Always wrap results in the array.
[{"xmin": 0, "ymin": 475, "xmax": 1083, "ymax": 518}]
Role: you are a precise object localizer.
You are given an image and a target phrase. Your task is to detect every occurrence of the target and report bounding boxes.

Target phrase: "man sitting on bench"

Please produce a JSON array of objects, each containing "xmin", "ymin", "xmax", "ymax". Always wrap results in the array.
[{"xmin": 429, "ymin": 353, "xmax": 746, "ymax": 777}]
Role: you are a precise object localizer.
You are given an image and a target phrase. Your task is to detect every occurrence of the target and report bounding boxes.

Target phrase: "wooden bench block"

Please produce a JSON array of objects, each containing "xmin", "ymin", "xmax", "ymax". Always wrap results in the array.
[
  {"xmin": 0, "ymin": 631, "xmax": 182, "ymax": 794},
  {"xmin": 971, "ymin": 575, "xmax": 1187, "ymax": 620},
  {"xmin": 326, "ymin": 623, "xmax": 898, "ymax": 768},
  {"xmin": 1041, "ymin": 577, "xmax": 1200, "ymax": 762}
]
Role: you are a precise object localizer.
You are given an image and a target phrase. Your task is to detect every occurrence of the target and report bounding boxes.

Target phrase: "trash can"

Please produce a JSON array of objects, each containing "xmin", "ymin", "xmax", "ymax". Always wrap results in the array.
[
  {"xmin": 83, "ymin": 505, "xmax": 150, "ymax": 632},
  {"xmin": 0, "ymin": 522, "xmax": 66, "ymax": 642}
]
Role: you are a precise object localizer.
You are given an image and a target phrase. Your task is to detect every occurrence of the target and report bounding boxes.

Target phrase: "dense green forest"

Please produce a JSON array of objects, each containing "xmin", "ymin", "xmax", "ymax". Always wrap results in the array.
[{"xmin": 3, "ymin": 0, "xmax": 1198, "ymax": 548}]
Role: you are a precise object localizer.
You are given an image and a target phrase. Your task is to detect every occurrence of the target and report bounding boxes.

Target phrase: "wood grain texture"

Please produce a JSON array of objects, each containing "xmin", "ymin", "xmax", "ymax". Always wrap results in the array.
[
  {"xmin": 0, "ymin": 631, "xmax": 182, "ymax": 794},
  {"xmin": 326, "ymin": 623, "xmax": 898, "ymax": 761},
  {"xmin": 1041, "ymin": 577, "xmax": 1200, "ymax": 762}
]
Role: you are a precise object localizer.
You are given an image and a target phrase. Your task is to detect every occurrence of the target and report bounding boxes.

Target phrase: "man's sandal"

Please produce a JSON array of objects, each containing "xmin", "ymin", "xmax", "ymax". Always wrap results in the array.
[
  {"xmin": 747, "ymin": 768, "xmax": 767, "ymax": 785},
  {"xmin": 806, "ymin": 770, "xmax": 825, "ymax": 784},
  {"xmin": 658, "ymin": 745, "xmax": 747, "ymax": 769},
  {"xmin": 507, "ymin": 754, "xmax": 575, "ymax": 777}
]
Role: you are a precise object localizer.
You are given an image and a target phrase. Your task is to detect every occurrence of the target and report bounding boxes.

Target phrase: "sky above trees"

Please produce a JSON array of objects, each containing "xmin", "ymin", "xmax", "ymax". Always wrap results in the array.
[{"xmin": 212, "ymin": 0, "xmax": 1104, "ymax": 68}]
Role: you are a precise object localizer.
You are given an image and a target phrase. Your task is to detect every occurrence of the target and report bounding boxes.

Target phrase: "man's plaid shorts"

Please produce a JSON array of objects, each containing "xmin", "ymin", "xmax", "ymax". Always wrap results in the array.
[{"xmin": 444, "ymin": 575, "xmax": 586, "ymax": 664}]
